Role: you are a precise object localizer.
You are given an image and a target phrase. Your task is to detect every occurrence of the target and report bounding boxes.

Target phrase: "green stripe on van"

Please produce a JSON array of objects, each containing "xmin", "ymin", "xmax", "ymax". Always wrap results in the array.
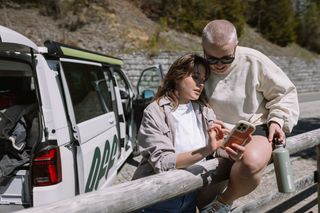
[{"xmin": 61, "ymin": 46, "xmax": 124, "ymax": 65}]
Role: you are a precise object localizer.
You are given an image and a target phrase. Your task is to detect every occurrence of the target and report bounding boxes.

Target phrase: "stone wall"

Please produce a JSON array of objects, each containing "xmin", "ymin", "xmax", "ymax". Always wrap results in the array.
[
  {"xmin": 119, "ymin": 52, "xmax": 320, "ymax": 94},
  {"xmin": 270, "ymin": 56, "xmax": 320, "ymax": 93}
]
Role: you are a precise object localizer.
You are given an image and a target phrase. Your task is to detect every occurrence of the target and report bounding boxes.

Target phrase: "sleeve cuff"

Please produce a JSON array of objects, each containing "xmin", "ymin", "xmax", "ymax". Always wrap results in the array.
[
  {"xmin": 268, "ymin": 117, "xmax": 284, "ymax": 129},
  {"xmin": 156, "ymin": 153, "xmax": 176, "ymax": 173}
]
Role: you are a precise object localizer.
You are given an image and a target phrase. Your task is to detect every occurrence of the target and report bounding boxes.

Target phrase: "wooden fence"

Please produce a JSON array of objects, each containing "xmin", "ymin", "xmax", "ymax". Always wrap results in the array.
[{"xmin": 18, "ymin": 128, "xmax": 320, "ymax": 213}]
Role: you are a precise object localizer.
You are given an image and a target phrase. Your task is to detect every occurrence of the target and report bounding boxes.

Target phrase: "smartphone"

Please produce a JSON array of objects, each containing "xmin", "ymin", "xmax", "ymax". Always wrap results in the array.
[{"xmin": 223, "ymin": 120, "xmax": 256, "ymax": 148}]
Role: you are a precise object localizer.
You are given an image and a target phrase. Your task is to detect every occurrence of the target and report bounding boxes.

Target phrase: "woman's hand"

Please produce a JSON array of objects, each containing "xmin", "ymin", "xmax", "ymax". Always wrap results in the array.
[
  {"xmin": 213, "ymin": 120, "xmax": 225, "ymax": 129},
  {"xmin": 225, "ymin": 143, "xmax": 246, "ymax": 161},
  {"xmin": 206, "ymin": 121, "xmax": 227, "ymax": 154},
  {"xmin": 176, "ymin": 121, "xmax": 228, "ymax": 168}
]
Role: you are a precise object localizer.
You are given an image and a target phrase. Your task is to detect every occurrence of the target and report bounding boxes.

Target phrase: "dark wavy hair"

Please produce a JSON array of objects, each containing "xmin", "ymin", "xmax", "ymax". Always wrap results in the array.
[{"xmin": 155, "ymin": 53, "xmax": 210, "ymax": 109}]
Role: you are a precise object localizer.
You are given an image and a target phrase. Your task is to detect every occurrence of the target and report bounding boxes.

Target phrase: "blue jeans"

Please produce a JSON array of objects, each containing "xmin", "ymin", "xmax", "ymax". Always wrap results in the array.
[{"xmin": 140, "ymin": 191, "xmax": 197, "ymax": 213}]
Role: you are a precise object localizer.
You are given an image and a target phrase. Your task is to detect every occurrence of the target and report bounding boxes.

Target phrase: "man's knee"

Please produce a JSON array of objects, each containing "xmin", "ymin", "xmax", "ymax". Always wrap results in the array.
[
  {"xmin": 240, "ymin": 137, "xmax": 272, "ymax": 175},
  {"xmin": 247, "ymin": 136, "xmax": 272, "ymax": 159},
  {"xmin": 240, "ymin": 154, "xmax": 265, "ymax": 176}
]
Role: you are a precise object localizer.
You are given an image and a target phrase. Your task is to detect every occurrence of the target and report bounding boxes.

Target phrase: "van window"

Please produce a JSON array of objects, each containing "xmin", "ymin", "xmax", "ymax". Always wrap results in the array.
[
  {"xmin": 95, "ymin": 79, "xmax": 113, "ymax": 113},
  {"xmin": 61, "ymin": 62, "xmax": 112, "ymax": 123},
  {"xmin": 113, "ymin": 69, "xmax": 130, "ymax": 98},
  {"xmin": 113, "ymin": 69, "xmax": 131, "ymax": 116},
  {"xmin": 0, "ymin": 59, "xmax": 36, "ymax": 109}
]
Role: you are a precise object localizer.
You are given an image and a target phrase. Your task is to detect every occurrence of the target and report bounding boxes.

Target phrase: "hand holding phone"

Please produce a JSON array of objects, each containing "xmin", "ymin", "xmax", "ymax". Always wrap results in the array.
[{"xmin": 223, "ymin": 120, "xmax": 256, "ymax": 148}]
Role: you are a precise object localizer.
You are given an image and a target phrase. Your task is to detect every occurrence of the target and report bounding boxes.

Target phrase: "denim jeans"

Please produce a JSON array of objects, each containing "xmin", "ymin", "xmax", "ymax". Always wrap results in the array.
[{"xmin": 140, "ymin": 191, "xmax": 197, "ymax": 213}]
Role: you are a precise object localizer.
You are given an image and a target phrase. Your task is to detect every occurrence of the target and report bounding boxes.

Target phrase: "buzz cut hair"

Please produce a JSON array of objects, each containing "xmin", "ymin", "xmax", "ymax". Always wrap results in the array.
[{"xmin": 202, "ymin": 20, "xmax": 238, "ymax": 47}]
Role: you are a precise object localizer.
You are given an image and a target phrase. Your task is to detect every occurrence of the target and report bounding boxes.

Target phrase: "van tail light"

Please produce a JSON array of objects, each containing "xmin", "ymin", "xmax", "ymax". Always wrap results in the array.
[{"xmin": 32, "ymin": 146, "xmax": 62, "ymax": 186}]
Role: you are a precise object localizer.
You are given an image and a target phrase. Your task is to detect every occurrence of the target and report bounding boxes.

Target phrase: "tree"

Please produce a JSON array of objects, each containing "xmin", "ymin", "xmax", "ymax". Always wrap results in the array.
[
  {"xmin": 245, "ymin": 0, "xmax": 268, "ymax": 31},
  {"xmin": 134, "ymin": 0, "xmax": 246, "ymax": 37},
  {"xmin": 296, "ymin": 1, "xmax": 320, "ymax": 53},
  {"xmin": 259, "ymin": 0, "xmax": 297, "ymax": 46},
  {"xmin": 215, "ymin": 0, "xmax": 246, "ymax": 36}
]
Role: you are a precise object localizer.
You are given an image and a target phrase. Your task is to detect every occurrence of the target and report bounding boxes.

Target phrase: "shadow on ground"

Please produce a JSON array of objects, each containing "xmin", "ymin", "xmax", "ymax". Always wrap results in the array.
[
  {"xmin": 126, "ymin": 156, "xmax": 140, "ymax": 167},
  {"xmin": 287, "ymin": 117, "xmax": 320, "ymax": 161},
  {"xmin": 266, "ymin": 184, "xmax": 317, "ymax": 213},
  {"xmin": 289, "ymin": 117, "xmax": 320, "ymax": 137}
]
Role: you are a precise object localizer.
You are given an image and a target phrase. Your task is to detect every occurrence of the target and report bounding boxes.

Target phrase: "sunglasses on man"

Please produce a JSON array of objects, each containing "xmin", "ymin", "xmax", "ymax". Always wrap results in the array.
[
  {"xmin": 205, "ymin": 55, "xmax": 235, "ymax": 65},
  {"xmin": 204, "ymin": 46, "xmax": 237, "ymax": 65}
]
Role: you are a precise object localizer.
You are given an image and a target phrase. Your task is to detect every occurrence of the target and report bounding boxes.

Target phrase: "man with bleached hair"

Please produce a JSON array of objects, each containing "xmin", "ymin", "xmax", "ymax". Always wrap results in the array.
[{"xmin": 198, "ymin": 19, "xmax": 299, "ymax": 213}]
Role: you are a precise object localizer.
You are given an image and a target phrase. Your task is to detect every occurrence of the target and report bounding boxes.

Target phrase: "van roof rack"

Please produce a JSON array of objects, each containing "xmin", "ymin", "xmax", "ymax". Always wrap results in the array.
[{"xmin": 44, "ymin": 40, "xmax": 124, "ymax": 66}]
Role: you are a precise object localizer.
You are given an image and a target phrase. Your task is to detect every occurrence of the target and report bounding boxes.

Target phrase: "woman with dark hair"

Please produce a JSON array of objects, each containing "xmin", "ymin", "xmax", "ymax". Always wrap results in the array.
[{"xmin": 132, "ymin": 53, "xmax": 232, "ymax": 213}]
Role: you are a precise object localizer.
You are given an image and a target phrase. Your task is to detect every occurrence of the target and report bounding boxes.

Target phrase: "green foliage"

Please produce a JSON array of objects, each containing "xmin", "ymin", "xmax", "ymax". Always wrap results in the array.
[
  {"xmin": 245, "ymin": 0, "xmax": 267, "ymax": 30},
  {"xmin": 257, "ymin": 0, "xmax": 297, "ymax": 46},
  {"xmin": 134, "ymin": 0, "xmax": 246, "ymax": 37},
  {"xmin": 214, "ymin": 0, "xmax": 246, "ymax": 36},
  {"xmin": 296, "ymin": 1, "xmax": 320, "ymax": 53},
  {"xmin": 11, "ymin": 0, "xmax": 319, "ymax": 53}
]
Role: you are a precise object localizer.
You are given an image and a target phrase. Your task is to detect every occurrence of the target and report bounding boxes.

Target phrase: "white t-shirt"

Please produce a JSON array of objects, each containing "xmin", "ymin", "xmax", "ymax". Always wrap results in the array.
[{"xmin": 172, "ymin": 102, "xmax": 206, "ymax": 154}]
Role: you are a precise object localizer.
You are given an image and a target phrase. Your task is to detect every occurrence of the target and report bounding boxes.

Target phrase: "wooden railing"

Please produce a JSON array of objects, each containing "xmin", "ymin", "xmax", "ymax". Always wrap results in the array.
[{"xmin": 18, "ymin": 129, "xmax": 320, "ymax": 213}]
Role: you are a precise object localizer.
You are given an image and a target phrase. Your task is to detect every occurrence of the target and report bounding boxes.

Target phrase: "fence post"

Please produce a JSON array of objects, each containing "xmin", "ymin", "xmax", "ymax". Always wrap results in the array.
[{"xmin": 317, "ymin": 144, "xmax": 320, "ymax": 213}]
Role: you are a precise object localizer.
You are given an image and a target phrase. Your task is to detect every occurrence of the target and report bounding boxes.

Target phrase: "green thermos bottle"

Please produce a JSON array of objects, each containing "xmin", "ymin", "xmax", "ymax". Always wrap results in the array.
[{"xmin": 272, "ymin": 138, "xmax": 295, "ymax": 193}]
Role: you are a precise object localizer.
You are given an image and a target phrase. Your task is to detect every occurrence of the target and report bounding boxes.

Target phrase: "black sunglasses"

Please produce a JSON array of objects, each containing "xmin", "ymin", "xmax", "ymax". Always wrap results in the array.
[
  {"xmin": 204, "ymin": 47, "xmax": 236, "ymax": 65},
  {"xmin": 206, "ymin": 55, "xmax": 235, "ymax": 65}
]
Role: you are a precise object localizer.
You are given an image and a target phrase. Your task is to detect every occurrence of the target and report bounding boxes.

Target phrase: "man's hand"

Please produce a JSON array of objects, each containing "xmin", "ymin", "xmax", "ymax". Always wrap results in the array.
[{"xmin": 268, "ymin": 121, "xmax": 285, "ymax": 144}]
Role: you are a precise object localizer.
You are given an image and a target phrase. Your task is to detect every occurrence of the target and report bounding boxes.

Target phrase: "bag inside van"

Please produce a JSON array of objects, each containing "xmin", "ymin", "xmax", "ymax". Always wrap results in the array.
[{"xmin": 0, "ymin": 57, "xmax": 39, "ymax": 205}]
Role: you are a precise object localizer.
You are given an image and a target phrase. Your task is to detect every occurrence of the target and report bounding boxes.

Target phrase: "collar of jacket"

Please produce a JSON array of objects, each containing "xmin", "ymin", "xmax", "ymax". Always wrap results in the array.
[{"xmin": 158, "ymin": 97, "xmax": 202, "ymax": 113}]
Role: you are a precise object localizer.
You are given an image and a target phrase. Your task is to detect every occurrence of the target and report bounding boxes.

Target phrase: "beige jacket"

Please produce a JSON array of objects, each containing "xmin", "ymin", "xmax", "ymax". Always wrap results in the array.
[
  {"xmin": 205, "ymin": 46, "xmax": 299, "ymax": 133},
  {"xmin": 132, "ymin": 97, "xmax": 216, "ymax": 179}
]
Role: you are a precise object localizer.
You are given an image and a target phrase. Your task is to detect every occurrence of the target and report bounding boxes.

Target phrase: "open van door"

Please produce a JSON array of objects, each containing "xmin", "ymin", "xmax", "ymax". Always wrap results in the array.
[
  {"xmin": 104, "ymin": 66, "xmax": 135, "ymax": 168},
  {"xmin": 0, "ymin": 25, "xmax": 44, "ymax": 207},
  {"xmin": 134, "ymin": 65, "xmax": 163, "ymax": 143},
  {"xmin": 0, "ymin": 26, "xmax": 38, "ymax": 52}
]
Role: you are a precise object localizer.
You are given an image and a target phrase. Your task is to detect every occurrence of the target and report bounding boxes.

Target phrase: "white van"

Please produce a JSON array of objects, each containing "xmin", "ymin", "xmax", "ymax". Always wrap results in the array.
[{"xmin": 0, "ymin": 25, "xmax": 162, "ymax": 208}]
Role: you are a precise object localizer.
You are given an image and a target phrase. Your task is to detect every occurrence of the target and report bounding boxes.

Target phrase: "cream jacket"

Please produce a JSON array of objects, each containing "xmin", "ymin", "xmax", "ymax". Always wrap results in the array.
[{"xmin": 205, "ymin": 46, "xmax": 299, "ymax": 133}]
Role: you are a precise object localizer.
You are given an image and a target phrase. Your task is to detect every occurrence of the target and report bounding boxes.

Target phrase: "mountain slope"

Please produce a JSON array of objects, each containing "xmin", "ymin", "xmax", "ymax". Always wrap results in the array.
[{"xmin": 0, "ymin": 0, "xmax": 319, "ymax": 59}]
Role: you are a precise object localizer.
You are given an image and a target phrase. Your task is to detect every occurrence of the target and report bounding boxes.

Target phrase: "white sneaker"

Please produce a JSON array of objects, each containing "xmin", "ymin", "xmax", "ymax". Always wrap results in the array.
[{"xmin": 200, "ymin": 198, "xmax": 231, "ymax": 213}]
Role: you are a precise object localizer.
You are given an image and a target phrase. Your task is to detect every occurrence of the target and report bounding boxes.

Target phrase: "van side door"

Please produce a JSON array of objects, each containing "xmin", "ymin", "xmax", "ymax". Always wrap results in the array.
[
  {"xmin": 58, "ymin": 59, "xmax": 120, "ymax": 193},
  {"xmin": 134, "ymin": 65, "xmax": 163, "ymax": 131},
  {"xmin": 105, "ymin": 66, "xmax": 135, "ymax": 167}
]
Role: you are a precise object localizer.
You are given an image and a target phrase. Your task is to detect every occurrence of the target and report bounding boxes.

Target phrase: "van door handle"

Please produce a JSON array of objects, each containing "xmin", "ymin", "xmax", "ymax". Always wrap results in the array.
[{"xmin": 108, "ymin": 118, "xmax": 115, "ymax": 124}]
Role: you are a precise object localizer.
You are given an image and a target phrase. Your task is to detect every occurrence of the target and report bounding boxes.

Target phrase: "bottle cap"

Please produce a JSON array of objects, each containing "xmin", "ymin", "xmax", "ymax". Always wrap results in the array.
[{"xmin": 273, "ymin": 138, "xmax": 284, "ymax": 147}]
